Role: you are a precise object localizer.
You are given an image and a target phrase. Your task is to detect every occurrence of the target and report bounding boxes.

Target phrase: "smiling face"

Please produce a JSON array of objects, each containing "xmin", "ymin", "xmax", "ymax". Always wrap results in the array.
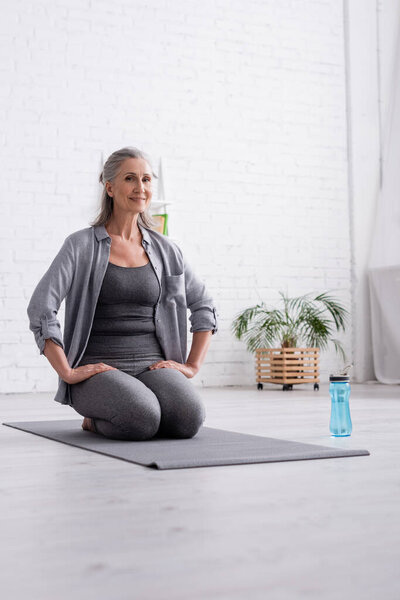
[{"xmin": 105, "ymin": 157, "xmax": 153, "ymax": 216}]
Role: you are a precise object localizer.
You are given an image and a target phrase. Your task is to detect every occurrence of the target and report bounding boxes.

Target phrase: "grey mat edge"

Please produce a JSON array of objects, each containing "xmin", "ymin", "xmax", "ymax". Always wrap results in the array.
[
  {"xmin": 2, "ymin": 420, "xmax": 370, "ymax": 470},
  {"xmin": 2, "ymin": 421, "xmax": 160, "ymax": 469}
]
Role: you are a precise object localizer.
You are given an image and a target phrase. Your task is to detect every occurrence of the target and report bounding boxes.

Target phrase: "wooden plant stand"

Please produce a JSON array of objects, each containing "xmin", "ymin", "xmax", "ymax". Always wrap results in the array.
[{"xmin": 255, "ymin": 347, "xmax": 320, "ymax": 391}]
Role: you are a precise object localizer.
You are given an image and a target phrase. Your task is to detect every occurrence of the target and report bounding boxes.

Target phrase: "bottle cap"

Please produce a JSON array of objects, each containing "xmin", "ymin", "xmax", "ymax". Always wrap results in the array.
[{"xmin": 330, "ymin": 363, "xmax": 353, "ymax": 382}]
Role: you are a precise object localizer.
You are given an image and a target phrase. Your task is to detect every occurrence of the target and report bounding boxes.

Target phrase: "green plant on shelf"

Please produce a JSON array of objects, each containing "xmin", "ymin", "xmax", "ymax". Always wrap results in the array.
[{"xmin": 231, "ymin": 291, "xmax": 349, "ymax": 361}]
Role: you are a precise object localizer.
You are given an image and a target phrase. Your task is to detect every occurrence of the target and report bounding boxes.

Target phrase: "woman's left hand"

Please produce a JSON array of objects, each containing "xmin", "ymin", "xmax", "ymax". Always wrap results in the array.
[{"xmin": 148, "ymin": 360, "xmax": 198, "ymax": 378}]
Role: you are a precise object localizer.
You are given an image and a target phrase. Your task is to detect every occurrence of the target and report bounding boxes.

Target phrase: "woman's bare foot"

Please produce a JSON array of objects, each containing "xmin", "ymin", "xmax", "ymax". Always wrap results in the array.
[{"xmin": 82, "ymin": 417, "xmax": 96, "ymax": 433}]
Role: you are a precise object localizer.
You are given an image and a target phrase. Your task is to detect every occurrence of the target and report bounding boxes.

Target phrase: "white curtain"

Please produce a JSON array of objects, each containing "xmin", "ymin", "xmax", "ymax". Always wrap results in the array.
[{"xmin": 368, "ymin": 15, "xmax": 400, "ymax": 383}]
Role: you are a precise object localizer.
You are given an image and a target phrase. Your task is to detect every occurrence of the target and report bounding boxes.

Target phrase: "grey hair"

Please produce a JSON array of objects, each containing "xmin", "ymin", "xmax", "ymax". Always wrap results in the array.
[{"xmin": 90, "ymin": 146, "xmax": 159, "ymax": 229}]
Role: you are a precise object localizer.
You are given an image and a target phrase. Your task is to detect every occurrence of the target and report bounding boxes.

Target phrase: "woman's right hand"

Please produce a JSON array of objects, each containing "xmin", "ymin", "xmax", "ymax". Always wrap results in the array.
[{"xmin": 62, "ymin": 363, "xmax": 118, "ymax": 384}]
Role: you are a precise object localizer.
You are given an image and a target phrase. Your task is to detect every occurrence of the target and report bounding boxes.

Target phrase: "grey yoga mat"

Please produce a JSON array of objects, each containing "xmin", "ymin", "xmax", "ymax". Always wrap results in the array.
[{"xmin": 2, "ymin": 419, "xmax": 370, "ymax": 470}]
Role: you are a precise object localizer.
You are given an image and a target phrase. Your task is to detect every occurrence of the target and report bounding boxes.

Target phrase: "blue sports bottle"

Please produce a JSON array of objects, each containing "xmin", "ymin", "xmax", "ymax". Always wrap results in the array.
[{"xmin": 329, "ymin": 372, "xmax": 352, "ymax": 437}]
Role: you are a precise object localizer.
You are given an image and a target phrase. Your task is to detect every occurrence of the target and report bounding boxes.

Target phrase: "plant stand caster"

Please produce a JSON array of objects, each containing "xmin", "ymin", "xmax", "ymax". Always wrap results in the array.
[
  {"xmin": 314, "ymin": 383, "xmax": 319, "ymax": 391},
  {"xmin": 282, "ymin": 384, "xmax": 288, "ymax": 391},
  {"xmin": 257, "ymin": 383, "xmax": 263, "ymax": 390}
]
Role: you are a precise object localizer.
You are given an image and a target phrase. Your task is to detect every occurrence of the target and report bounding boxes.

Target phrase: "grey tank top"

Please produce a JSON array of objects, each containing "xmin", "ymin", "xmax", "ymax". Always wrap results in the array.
[{"xmin": 81, "ymin": 261, "xmax": 165, "ymax": 361}]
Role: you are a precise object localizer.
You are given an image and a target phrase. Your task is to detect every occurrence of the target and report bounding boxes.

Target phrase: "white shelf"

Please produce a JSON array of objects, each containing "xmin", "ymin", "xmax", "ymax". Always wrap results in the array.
[{"xmin": 151, "ymin": 158, "xmax": 176, "ymax": 242}]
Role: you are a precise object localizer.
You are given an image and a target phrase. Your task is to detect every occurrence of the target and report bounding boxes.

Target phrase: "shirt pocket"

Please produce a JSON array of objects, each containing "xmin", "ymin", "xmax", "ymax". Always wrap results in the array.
[{"xmin": 162, "ymin": 273, "xmax": 186, "ymax": 308}]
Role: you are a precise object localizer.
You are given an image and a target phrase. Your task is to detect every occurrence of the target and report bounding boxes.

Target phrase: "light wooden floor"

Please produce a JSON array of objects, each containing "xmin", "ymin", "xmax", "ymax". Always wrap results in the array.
[{"xmin": 1, "ymin": 382, "xmax": 399, "ymax": 600}]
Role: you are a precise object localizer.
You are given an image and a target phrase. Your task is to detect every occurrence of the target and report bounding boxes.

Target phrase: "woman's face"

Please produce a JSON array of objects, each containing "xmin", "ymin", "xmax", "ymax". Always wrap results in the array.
[{"xmin": 105, "ymin": 157, "xmax": 153, "ymax": 216}]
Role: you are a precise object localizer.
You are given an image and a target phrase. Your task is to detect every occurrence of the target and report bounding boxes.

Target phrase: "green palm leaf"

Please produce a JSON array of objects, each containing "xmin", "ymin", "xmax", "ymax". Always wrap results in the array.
[
  {"xmin": 313, "ymin": 292, "xmax": 349, "ymax": 331},
  {"xmin": 330, "ymin": 338, "xmax": 347, "ymax": 362}
]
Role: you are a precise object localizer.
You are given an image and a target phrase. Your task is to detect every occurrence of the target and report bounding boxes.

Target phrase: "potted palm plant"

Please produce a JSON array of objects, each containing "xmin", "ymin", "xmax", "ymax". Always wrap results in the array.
[{"xmin": 231, "ymin": 291, "xmax": 349, "ymax": 391}]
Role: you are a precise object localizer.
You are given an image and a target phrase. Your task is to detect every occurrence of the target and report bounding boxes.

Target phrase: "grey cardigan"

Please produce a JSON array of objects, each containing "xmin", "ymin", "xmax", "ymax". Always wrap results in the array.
[{"xmin": 27, "ymin": 223, "xmax": 219, "ymax": 405}]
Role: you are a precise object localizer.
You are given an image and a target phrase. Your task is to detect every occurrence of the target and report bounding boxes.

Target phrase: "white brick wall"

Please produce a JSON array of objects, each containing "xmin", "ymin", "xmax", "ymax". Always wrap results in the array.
[{"xmin": 1, "ymin": 0, "xmax": 352, "ymax": 394}]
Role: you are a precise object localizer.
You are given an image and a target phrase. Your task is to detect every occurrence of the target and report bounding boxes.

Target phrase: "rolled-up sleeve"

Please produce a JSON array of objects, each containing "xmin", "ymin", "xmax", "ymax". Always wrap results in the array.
[
  {"xmin": 27, "ymin": 236, "xmax": 75, "ymax": 355},
  {"xmin": 183, "ymin": 256, "xmax": 219, "ymax": 335}
]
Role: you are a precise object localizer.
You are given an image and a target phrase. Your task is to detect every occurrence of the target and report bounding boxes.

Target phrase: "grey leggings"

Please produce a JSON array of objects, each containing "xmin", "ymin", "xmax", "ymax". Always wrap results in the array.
[{"xmin": 69, "ymin": 367, "xmax": 206, "ymax": 440}]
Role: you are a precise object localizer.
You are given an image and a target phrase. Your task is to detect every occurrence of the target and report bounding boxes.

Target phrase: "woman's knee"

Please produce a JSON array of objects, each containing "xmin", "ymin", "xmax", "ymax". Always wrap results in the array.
[
  {"xmin": 112, "ymin": 384, "xmax": 161, "ymax": 440},
  {"xmin": 139, "ymin": 369, "xmax": 207, "ymax": 438},
  {"xmin": 71, "ymin": 370, "xmax": 162, "ymax": 440},
  {"xmin": 169, "ymin": 396, "xmax": 206, "ymax": 439},
  {"xmin": 122, "ymin": 403, "xmax": 161, "ymax": 440}
]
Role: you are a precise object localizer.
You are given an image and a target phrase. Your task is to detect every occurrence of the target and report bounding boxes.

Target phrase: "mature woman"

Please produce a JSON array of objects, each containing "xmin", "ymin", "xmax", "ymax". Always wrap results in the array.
[{"xmin": 27, "ymin": 147, "xmax": 218, "ymax": 440}]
